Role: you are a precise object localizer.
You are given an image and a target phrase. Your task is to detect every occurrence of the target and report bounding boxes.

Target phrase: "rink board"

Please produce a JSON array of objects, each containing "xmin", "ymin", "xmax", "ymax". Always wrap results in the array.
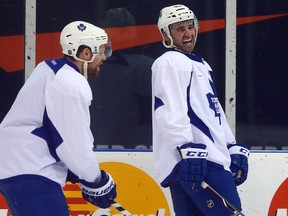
[{"xmin": 0, "ymin": 150, "xmax": 288, "ymax": 216}]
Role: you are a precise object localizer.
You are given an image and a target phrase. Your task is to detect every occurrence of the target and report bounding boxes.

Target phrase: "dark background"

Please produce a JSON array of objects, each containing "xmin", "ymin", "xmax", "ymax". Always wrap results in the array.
[{"xmin": 0, "ymin": 0, "xmax": 287, "ymax": 149}]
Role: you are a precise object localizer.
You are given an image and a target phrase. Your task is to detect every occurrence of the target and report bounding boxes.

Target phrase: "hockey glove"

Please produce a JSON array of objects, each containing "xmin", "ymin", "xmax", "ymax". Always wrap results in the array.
[
  {"xmin": 79, "ymin": 170, "xmax": 117, "ymax": 209},
  {"xmin": 176, "ymin": 143, "xmax": 208, "ymax": 191},
  {"xmin": 228, "ymin": 143, "xmax": 250, "ymax": 186}
]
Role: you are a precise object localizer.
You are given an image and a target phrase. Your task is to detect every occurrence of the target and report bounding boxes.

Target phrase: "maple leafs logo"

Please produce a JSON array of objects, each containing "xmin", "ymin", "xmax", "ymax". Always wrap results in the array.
[
  {"xmin": 77, "ymin": 23, "xmax": 86, "ymax": 32},
  {"xmin": 207, "ymin": 79, "xmax": 221, "ymax": 125}
]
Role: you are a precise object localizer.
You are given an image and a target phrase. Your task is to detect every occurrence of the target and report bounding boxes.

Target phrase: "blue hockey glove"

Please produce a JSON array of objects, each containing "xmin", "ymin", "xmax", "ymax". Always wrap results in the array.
[
  {"xmin": 228, "ymin": 143, "xmax": 250, "ymax": 186},
  {"xmin": 176, "ymin": 143, "xmax": 208, "ymax": 191},
  {"xmin": 79, "ymin": 170, "xmax": 117, "ymax": 208}
]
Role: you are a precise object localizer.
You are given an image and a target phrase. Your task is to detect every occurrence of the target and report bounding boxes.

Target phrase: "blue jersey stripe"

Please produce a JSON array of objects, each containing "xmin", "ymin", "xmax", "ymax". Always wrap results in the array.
[
  {"xmin": 31, "ymin": 109, "xmax": 63, "ymax": 161},
  {"xmin": 187, "ymin": 72, "xmax": 214, "ymax": 142}
]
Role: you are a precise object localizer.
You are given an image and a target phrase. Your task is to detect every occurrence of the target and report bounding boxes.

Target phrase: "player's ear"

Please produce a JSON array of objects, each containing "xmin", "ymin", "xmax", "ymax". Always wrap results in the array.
[
  {"xmin": 77, "ymin": 47, "xmax": 92, "ymax": 61},
  {"xmin": 82, "ymin": 47, "xmax": 93, "ymax": 61}
]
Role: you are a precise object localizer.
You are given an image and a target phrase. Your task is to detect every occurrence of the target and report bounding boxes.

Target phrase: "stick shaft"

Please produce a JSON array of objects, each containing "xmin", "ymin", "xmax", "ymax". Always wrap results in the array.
[
  {"xmin": 201, "ymin": 181, "xmax": 245, "ymax": 216},
  {"xmin": 111, "ymin": 200, "xmax": 132, "ymax": 216},
  {"xmin": 90, "ymin": 200, "xmax": 132, "ymax": 216}
]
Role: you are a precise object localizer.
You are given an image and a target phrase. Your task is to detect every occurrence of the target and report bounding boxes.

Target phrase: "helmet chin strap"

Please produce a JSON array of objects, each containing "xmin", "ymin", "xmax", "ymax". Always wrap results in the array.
[
  {"xmin": 194, "ymin": 30, "xmax": 198, "ymax": 46},
  {"xmin": 73, "ymin": 55, "xmax": 96, "ymax": 79},
  {"xmin": 83, "ymin": 61, "xmax": 88, "ymax": 79}
]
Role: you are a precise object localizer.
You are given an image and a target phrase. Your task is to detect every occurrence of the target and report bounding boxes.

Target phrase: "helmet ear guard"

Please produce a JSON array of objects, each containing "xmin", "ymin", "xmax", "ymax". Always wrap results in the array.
[{"xmin": 162, "ymin": 34, "xmax": 174, "ymax": 48}]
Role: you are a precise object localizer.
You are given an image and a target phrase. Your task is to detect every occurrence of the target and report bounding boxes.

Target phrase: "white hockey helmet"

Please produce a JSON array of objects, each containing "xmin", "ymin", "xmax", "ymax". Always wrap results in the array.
[
  {"xmin": 158, "ymin": 4, "xmax": 199, "ymax": 48},
  {"xmin": 60, "ymin": 21, "xmax": 112, "ymax": 58}
]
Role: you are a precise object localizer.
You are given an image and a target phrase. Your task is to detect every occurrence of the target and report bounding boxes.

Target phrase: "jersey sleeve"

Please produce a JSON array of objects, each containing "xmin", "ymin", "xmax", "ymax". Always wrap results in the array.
[
  {"xmin": 152, "ymin": 57, "xmax": 193, "ymax": 149},
  {"xmin": 45, "ymin": 69, "xmax": 100, "ymax": 183}
]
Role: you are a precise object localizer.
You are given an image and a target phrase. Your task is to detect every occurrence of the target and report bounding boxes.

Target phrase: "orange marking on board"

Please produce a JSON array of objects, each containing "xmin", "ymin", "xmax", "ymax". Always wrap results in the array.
[
  {"xmin": 1, "ymin": 14, "xmax": 287, "ymax": 73},
  {"xmin": 268, "ymin": 178, "xmax": 288, "ymax": 216}
]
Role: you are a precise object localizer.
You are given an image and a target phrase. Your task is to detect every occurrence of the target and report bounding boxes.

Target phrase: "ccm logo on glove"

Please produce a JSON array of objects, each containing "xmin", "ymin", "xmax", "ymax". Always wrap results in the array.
[
  {"xmin": 174, "ymin": 143, "xmax": 208, "ymax": 191},
  {"xmin": 186, "ymin": 151, "xmax": 208, "ymax": 158},
  {"xmin": 228, "ymin": 144, "xmax": 249, "ymax": 186},
  {"xmin": 239, "ymin": 148, "xmax": 249, "ymax": 155}
]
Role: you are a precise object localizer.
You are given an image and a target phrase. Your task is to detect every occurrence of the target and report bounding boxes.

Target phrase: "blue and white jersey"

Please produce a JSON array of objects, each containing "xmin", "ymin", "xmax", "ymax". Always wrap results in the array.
[
  {"xmin": 152, "ymin": 50, "xmax": 236, "ymax": 186},
  {"xmin": 0, "ymin": 58, "xmax": 100, "ymax": 187}
]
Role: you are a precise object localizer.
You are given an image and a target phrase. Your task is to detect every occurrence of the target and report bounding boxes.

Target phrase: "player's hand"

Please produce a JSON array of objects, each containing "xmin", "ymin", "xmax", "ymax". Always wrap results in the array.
[
  {"xmin": 228, "ymin": 143, "xmax": 250, "ymax": 186},
  {"xmin": 79, "ymin": 170, "xmax": 117, "ymax": 208},
  {"xmin": 176, "ymin": 143, "xmax": 208, "ymax": 191}
]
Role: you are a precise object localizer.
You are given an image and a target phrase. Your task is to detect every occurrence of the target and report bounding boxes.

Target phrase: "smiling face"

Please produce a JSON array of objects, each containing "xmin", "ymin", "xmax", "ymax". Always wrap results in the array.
[{"xmin": 169, "ymin": 20, "xmax": 197, "ymax": 54}]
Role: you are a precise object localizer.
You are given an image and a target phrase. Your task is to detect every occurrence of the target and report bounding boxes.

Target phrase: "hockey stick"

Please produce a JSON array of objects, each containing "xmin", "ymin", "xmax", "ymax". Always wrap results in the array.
[
  {"xmin": 90, "ymin": 200, "xmax": 132, "ymax": 216},
  {"xmin": 110, "ymin": 200, "xmax": 132, "ymax": 216},
  {"xmin": 201, "ymin": 181, "xmax": 245, "ymax": 216}
]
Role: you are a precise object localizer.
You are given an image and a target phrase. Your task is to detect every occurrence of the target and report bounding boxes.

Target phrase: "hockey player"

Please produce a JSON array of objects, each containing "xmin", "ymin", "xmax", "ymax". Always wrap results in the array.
[
  {"xmin": 0, "ymin": 21, "xmax": 116, "ymax": 216},
  {"xmin": 152, "ymin": 5, "xmax": 249, "ymax": 215}
]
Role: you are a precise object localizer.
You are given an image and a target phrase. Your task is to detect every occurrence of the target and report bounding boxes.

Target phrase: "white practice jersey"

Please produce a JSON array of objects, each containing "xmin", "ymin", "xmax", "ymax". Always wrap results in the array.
[
  {"xmin": 152, "ymin": 50, "xmax": 236, "ymax": 186},
  {"xmin": 0, "ymin": 58, "xmax": 100, "ymax": 187}
]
